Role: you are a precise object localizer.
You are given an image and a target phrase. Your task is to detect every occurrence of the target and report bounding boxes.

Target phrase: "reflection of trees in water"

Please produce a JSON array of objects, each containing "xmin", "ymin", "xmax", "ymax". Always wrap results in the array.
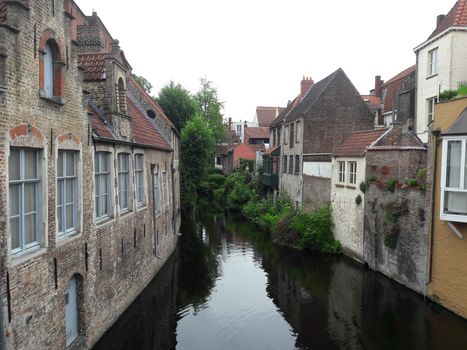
[{"xmin": 92, "ymin": 253, "xmax": 179, "ymax": 350}]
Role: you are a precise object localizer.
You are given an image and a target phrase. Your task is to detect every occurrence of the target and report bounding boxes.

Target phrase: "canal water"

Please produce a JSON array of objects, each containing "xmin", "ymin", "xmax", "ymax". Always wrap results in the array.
[{"xmin": 94, "ymin": 208, "xmax": 467, "ymax": 350}]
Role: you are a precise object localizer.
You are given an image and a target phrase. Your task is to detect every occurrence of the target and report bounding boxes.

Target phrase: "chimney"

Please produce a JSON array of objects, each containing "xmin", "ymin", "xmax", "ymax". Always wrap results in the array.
[
  {"xmin": 301, "ymin": 76, "xmax": 314, "ymax": 98},
  {"xmin": 228, "ymin": 117, "xmax": 232, "ymax": 130},
  {"xmin": 374, "ymin": 75, "xmax": 383, "ymax": 98},
  {"xmin": 437, "ymin": 14, "xmax": 446, "ymax": 28},
  {"xmin": 244, "ymin": 120, "xmax": 247, "ymax": 129}
]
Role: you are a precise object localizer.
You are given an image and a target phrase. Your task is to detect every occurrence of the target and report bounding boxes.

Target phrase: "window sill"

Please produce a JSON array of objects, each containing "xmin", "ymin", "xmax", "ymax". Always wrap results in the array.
[
  {"xmin": 56, "ymin": 232, "xmax": 82, "ymax": 248},
  {"xmin": 346, "ymin": 185, "xmax": 356, "ymax": 189},
  {"xmin": 39, "ymin": 92, "xmax": 65, "ymax": 106},
  {"xmin": 10, "ymin": 247, "xmax": 46, "ymax": 267},
  {"xmin": 426, "ymin": 73, "xmax": 438, "ymax": 80},
  {"xmin": 136, "ymin": 204, "xmax": 147, "ymax": 213},
  {"xmin": 441, "ymin": 214, "xmax": 467, "ymax": 224},
  {"xmin": 335, "ymin": 183, "xmax": 345, "ymax": 188},
  {"xmin": 96, "ymin": 216, "xmax": 115, "ymax": 228},
  {"xmin": 119, "ymin": 210, "xmax": 133, "ymax": 219}
]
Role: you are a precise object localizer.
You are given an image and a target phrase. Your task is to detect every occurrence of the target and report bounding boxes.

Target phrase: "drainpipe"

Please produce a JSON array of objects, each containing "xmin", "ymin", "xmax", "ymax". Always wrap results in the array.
[
  {"xmin": 0, "ymin": 256, "xmax": 5, "ymax": 349},
  {"xmin": 427, "ymin": 129, "xmax": 440, "ymax": 286}
]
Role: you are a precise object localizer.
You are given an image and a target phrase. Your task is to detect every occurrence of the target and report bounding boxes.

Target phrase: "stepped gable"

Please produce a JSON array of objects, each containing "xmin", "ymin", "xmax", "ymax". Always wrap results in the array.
[
  {"xmin": 78, "ymin": 53, "xmax": 106, "ymax": 81},
  {"xmin": 428, "ymin": 0, "xmax": 467, "ymax": 39},
  {"xmin": 334, "ymin": 129, "xmax": 387, "ymax": 157},
  {"xmin": 127, "ymin": 97, "xmax": 171, "ymax": 150}
]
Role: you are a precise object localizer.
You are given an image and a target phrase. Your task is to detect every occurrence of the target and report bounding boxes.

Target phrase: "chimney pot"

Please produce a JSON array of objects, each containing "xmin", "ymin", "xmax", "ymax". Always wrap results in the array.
[
  {"xmin": 300, "ymin": 76, "xmax": 314, "ymax": 98},
  {"xmin": 374, "ymin": 75, "xmax": 383, "ymax": 98}
]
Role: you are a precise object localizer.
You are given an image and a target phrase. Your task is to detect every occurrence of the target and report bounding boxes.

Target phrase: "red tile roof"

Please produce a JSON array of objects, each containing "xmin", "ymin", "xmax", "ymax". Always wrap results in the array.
[
  {"xmin": 428, "ymin": 0, "xmax": 467, "ymax": 40},
  {"xmin": 78, "ymin": 54, "xmax": 106, "ymax": 81},
  {"xmin": 89, "ymin": 106, "xmax": 114, "ymax": 139},
  {"xmin": 381, "ymin": 66, "xmax": 415, "ymax": 114},
  {"xmin": 263, "ymin": 145, "xmax": 280, "ymax": 156},
  {"xmin": 0, "ymin": 0, "xmax": 7, "ymax": 24},
  {"xmin": 127, "ymin": 98, "xmax": 171, "ymax": 150},
  {"xmin": 334, "ymin": 129, "xmax": 388, "ymax": 157},
  {"xmin": 128, "ymin": 76, "xmax": 175, "ymax": 130},
  {"xmin": 244, "ymin": 127, "xmax": 270, "ymax": 140},
  {"xmin": 256, "ymin": 106, "xmax": 284, "ymax": 127},
  {"xmin": 361, "ymin": 95, "xmax": 381, "ymax": 107}
]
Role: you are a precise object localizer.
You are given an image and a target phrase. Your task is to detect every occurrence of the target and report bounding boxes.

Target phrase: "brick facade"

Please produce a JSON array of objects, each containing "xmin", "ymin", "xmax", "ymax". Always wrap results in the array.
[{"xmin": 0, "ymin": 1, "xmax": 180, "ymax": 349}]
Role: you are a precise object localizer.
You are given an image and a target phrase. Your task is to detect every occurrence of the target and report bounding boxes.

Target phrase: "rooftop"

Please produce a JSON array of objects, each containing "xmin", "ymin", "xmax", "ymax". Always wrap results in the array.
[{"xmin": 333, "ymin": 129, "xmax": 387, "ymax": 157}]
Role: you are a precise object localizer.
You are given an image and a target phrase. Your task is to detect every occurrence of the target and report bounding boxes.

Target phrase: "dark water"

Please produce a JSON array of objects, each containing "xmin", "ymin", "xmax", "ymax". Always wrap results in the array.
[{"xmin": 94, "ymin": 209, "xmax": 467, "ymax": 350}]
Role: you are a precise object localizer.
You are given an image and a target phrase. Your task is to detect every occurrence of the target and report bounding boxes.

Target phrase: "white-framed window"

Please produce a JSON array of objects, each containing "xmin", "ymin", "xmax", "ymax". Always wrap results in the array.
[
  {"xmin": 57, "ymin": 150, "xmax": 78, "ymax": 237},
  {"xmin": 338, "ymin": 161, "xmax": 346, "ymax": 183},
  {"xmin": 162, "ymin": 171, "xmax": 169, "ymax": 210},
  {"xmin": 428, "ymin": 48, "xmax": 438, "ymax": 76},
  {"xmin": 44, "ymin": 42, "xmax": 54, "ymax": 98},
  {"xmin": 153, "ymin": 166, "xmax": 160, "ymax": 215},
  {"xmin": 441, "ymin": 137, "xmax": 467, "ymax": 222},
  {"xmin": 135, "ymin": 154, "xmax": 145, "ymax": 207},
  {"xmin": 348, "ymin": 161, "xmax": 357, "ymax": 184},
  {"xmin": 118, "ymin": 153, "xmax": 130, "ymax": 213},
  {"xmin": 9, "ymin": 148, "xmax": 41, "ymax": 255},
  {"xmin": 95, "ymin": 151, "xmax": 111, "ymax": 220},
  {"xmin": 427, "ymin": 97, "xmax": 437, "ymax": 123}
]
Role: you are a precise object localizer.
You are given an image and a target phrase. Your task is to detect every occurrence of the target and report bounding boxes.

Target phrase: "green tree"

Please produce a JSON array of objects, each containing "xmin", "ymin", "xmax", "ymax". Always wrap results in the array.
[
  {"xmin": 194, "ymin": 78, "xmax": 225, "ymax": 143},
  {"xmin": 156, "ymin": 81, "xmax": 196, "ymax": 131},
  {"xmin": 132, "ymin": 74, "xmax": 153, "ymax": 94},
  {"xmin": 180, "ymin": 115, "xmax": 215, "ymax": 209}
]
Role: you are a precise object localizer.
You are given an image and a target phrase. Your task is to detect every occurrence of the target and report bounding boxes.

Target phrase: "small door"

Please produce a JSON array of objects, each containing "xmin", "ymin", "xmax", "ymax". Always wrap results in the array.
[{"xmin": 65, "ymin": 277, "xmax": 79, "ymax": 346}]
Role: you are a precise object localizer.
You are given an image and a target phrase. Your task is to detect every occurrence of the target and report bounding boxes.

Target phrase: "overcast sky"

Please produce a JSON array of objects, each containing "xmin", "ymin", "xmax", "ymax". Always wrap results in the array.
[{"xmin": 76, "ymin": 0, "xmax": 450, "ymax": 122}]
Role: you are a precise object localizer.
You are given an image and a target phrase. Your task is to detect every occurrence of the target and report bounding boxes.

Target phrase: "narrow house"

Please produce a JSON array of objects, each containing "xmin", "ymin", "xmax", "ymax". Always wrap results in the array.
[{"xmin": 428, "ymin": 96, "xmax": 467, "ymax": 318}]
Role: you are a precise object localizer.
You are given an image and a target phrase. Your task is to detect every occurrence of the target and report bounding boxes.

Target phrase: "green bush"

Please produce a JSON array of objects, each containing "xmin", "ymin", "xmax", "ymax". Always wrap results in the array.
[
  {"xmin": 355, "ymin": 195, "xmax": 362, "ymax": 205},
  {"xmin": 367, "ymin": 175, "xmax": 377, "ymax": 182},
  {"xmin": 226, "ymin": 181, "xmax": 255, "ymax": 211},
  {"xmin": 359, "ymin": 182, "xmax": 367, "ymax": 193},
  {"xmin": 293, "ymin": 206, "xmax": 341, "ymax": 254},
  {"xmin": 385, "ymin": 178, "xmax": 399, "ymax": 192},
  {"xmin": 406, "ymin": 178, "xmax": 418, "ymax": 186},
  {"xmin": 458, "ymin": 82, "xmax": 467, "ymax": 97},
  {"xmin": 439, "ymin": 89, "xmax": 458, "ymax": 102}
]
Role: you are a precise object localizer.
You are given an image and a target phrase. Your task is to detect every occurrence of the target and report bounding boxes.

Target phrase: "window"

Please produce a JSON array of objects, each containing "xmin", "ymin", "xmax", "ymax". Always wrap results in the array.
[
  {"xmin": 237, "ymin": 124, "xmax": 242, "ymax": 136},
  {"xmin": 57, "ymin": 150, "xmax": 78, "ymax": 237},
  {"xmin": 289, "ymin": 123, "xmax": 294, "ymax": 148},
  {"xmin": 272, "ymin": 130, "xmax": 276, "ymax": 146},
  {"xmin": 289, "ymin": 155, "xmax": 294, "ymax": 174},
  {"xmin": 216, "ymin": 156, "xmax": 222, "ymax": 165},
  {"xmin": 95, "ymin": 152, "xmax": 111, "ymax": 220},
  {"xmin": 441, "ymin": 138, "xmax": 467, "ymax": 222},
  {"xmin": 278, "ymin": 128, "xmax": 281, "ymax": 146},
  {"xmin": 283, "ymin": 156, "xmax": 288, "ymax": 174},
  {"xmin": 284, "ymin": 126, "xmax": 289, "ymax": 145},
  {"xmin": 294, "ymin": 155, "xmax": 300, "ymax": 175},
  {"xmin": 338, "ymin": 161, "xmax": 346, "ymax": 183},
  {"xmin": 118, "ymin": 153, "xmax": 130, "ymax": 213},
  {"xmin": 44, "ymin": 42, "xmax": 54, "ymax": 98},
  {"xmin": 428, "ymin": 48, "xmax": 438, "ymax": 76},
  {"xmin": 296, "ymin": 121, "xmax": 300, "ymax": 143},
  {"xmin": 117, "ymin": 78, "xmax": 127, "ymax": 113},
  {"xmin": 9, "ymin": 148, "xmax": 41, "ymax": 255},
  {"xmin": 153, "ymin": 167, "xmax": 160, "ymax": 215},
  {"xmin": 348, "ymin": 161, "xmax": 357, "ymax": 184},
  {"xmin": 135, "ymin": 154, "xmax": 145, "ymax": 207},
  {"xmin": 427, "ymin": 97, "xmax": 437, "ymax": 123},
  {"xmin": 162, "ymin": 171, "xmax": 169, "ymax": 210}
]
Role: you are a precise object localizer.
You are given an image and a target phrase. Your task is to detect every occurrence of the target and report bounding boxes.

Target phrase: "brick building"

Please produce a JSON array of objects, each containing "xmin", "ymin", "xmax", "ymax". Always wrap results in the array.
[{"xmin": 0, "ymin": 1, "xmax": 180, "ymax": 349}]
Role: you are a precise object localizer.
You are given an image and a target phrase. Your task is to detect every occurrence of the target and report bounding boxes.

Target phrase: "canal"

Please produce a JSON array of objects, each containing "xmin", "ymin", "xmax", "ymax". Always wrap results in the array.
[{"xmin": 94, "ymin": 208, "xmax": 467, "ymax": 350}]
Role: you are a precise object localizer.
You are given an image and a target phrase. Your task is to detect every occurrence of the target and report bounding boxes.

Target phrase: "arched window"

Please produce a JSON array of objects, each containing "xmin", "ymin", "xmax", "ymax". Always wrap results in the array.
[
  {"xmin": 117, "ymin": 78, "xmax": 126, "ymax": 113},
  {"xmin": 44, "ymin": 42, "xmax": 54, "ymax": 98}
]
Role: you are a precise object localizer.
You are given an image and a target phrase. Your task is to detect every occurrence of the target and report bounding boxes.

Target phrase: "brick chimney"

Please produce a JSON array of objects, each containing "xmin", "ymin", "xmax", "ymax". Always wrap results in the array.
[
  {"xmin": 301, "ymin": 76, "xmax": 314, "ymax": 98},
  {"xmin": 374, "ymin": 76, "xmax": 383, "ymax": 98},
  {"xmin": 437, "ymin": 14, "xmax": 446, "ymax": 28}
]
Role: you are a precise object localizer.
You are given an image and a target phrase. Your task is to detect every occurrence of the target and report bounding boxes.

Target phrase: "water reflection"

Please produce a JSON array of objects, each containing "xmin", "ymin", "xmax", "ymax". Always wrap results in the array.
[{"xmin": 95, "ymin": 209, "xmax": 467, "ymax": 350}]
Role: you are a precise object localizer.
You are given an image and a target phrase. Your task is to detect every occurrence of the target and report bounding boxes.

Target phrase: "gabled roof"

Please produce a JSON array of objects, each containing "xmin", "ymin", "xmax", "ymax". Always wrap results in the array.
[
  {"xmin": 334, "ymin": 129, "xmax": 388, "ymax": 157},
  {"xmin": 270, "ymin": 95, "xmax": 300, "ymax": 127},
  {"xmin": 244, "ymin": 127, "xmax": 270, "ymax": 140},
  {"xmin": 444, "ymin": 107, "xmax": 467, "ymax": 135},
  {"xmin": 0, "ymin": 0, "xmax": 7, "ymax": 24},
  {"xmin": 285, "ymin": 68, "xmax": 343, "ymax": 123},
  {"xmin": 78, "ymin": 54, "xmax": 106, "ymax": 81},
  {"xmin": 127, "ymin": 98, "xmax": 171, "ymax": 150},
  {"xmin": 256, "ymin": 106, "xmax": 284, "ymax": 127},
  {"xmin": 428, "ymin": 0, "xmax": 467, "ymax": 40},
  {"xmin": 381, "ymin": 65, "xmax": 415, "ymax": 114}
]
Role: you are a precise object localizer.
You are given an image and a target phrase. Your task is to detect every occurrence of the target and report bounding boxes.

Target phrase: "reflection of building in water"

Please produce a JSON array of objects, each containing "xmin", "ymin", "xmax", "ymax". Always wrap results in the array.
[{"xmin": 93, "ymin": 253, "xmax": 179, "ymax": 350}]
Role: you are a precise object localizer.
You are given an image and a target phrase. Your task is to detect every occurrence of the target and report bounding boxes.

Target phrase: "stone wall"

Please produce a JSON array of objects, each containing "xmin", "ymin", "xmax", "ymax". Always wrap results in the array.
[
  {"xmin": 363, "ymin": 186, "xmax": 429, "ymax": 294},
  {"xmin": 302, "ymin": 175, "xmax": 331, "ymax": 212}
]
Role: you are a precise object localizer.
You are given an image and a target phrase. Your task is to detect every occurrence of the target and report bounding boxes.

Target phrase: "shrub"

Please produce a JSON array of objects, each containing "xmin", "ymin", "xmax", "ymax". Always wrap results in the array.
[
  {"xmin": 458, "ymin": 82, "xmax": 467, "ymax": 97},
  {"xmin": 226, "ymin": 181, "xmax": 255, "ymax": 211},
  {"xmin": 385, "ymin": 178, "xmax": 399, "ymax": 192},
  {"xmin": 359, "ymin": 181, "xmax": 367, "ymax": 193},
  {"xmin": 355, "ymin": 195, "xmax": 362, "ymax": 205},
  {"xmin": 294, "ymin": 206, "xmax": 341, "ymax": 254},
  {"xmin": 367, "ymin": 175, "xmax": 377, "ymax": 182},
  {"xmin": 406, "ymin": 178, "xmax": 418, "ymax": 187},
  {"xmin": 439, "ymin": 89, "xmax": 458, "ymax": 102}
]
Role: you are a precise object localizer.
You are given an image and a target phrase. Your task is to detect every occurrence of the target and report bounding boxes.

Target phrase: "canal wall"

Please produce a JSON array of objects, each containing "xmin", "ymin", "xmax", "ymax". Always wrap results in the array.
[{"xmin": 363, "ymin": 186, "xmax": 430, "ymax": 294}]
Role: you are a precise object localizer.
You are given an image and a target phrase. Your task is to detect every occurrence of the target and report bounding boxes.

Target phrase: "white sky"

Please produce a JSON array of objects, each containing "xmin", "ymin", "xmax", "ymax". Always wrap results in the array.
[{"xmin": 76, "ymin": 0, "xmax": 450, "ymax": 122}]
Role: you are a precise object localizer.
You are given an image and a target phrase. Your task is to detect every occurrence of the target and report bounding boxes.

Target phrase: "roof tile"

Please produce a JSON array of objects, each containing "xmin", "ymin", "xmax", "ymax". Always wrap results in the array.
[
  {"xmin": 428, "ymin": 0, "xmax": 467, "ymax": 40},
  {"xmin": 381, "ymin": 66, "xmax": 415, "ymax": 114},
  {"xmin": 244, "ymin": 127, "xmax": 270, "ymax": 139},
  {"xmin": 78, "ymin": 54, "xmax": 106, "ymax": 81},
  {"xmin": 334, "ymin": 129, "xmax": 387, "ymax": 157},
  {"xmin": 256, "ymin": 106, "xmax": 284, "ymax": 127}
]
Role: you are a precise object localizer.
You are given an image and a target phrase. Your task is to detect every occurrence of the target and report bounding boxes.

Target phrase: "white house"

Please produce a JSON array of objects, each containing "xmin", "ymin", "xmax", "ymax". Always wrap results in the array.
[{"xmin": 414, "ymin": 0, "xmax": 467, "ymax": 143}]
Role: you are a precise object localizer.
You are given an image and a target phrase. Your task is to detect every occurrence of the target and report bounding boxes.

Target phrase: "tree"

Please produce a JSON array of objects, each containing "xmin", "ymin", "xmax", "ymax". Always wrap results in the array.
[
  {"xmin": 132, "ymin": 74, "xmax": 153, "ymax": 94},
  {"xmin": 156, "ymin": 81, "xmax": 196, "ymax": 131},
  {"xmin": 180, "ymin": 115, "xmax": 215, "ymax": 209},
  {"xmin": 193, "ymin": 78, "xmax": 225, "ymax": 143}
]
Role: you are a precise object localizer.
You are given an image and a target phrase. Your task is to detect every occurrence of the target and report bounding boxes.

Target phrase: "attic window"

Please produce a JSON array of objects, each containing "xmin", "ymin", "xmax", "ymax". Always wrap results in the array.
[{"xmin": 147, "ymin": 110, "xmax": 156, "ymax": 119}]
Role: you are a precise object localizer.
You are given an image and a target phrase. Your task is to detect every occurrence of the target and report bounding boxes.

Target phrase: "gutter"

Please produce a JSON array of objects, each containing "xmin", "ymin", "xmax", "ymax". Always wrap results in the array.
[
  {"xmin": 413, "ymin": 26, "xmax": 467, "ymax": 52},
  {"xmin": 93, "ymin": 135, "xmax": 172, "ymax": 153}
]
